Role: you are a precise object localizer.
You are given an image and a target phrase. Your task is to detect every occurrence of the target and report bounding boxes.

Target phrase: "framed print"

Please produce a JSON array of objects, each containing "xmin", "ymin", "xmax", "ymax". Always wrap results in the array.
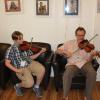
[
  {"xmin": 64, "ymin": 0, "xmax": 78, "ymax": 15},
  {"xmin": 97, "ymin": 0, "xmax": 100, "ymax": 13},
  {"xmin": 36, "ymin": 0, "xmax": 49, "ymax": 15},
  {"xmin": 4, "ymin": 0, "xmax": 21, "ymax": 12}
]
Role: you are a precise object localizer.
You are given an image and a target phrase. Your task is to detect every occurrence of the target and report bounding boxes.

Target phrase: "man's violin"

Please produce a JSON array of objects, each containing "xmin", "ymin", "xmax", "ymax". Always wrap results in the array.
[
  {"xmin": 19, "ymin": 41, "xmax": 42, "ymax": 53},
  {"xmin": 78, "ymin": 39, "xmax": 95, "ymax": 52}
]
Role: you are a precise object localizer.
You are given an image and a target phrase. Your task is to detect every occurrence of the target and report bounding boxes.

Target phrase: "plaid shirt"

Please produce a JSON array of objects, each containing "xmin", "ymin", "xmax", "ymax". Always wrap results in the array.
[{"xmin": 5, "ymin": 44, "xmax": 33, "ymax": 68}]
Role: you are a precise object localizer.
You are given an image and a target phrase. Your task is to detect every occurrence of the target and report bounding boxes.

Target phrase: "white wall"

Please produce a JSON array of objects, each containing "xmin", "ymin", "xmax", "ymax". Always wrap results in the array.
[
  {"xmin": 0, "ymin": 0, "xmax": 100, "ymax": 80},
  {"xmin": 0, "ymin": 0, "xmax": 97, "ymax": 48}
]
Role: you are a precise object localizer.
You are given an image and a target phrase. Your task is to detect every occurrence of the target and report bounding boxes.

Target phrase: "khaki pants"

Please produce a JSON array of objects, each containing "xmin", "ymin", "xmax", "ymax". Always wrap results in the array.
[
  {"xmin": 16, "ymin": 60, "xmax": 44, "ymax": 88},
  {"xmin": 63, "ymin": 62, "xmax": 96, "ymax": 100}
]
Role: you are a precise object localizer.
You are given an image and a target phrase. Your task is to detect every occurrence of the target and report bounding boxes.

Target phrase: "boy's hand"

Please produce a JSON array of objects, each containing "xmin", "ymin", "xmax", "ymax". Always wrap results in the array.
[
  {"xmin": 16, "ymin": 68, "xmax": 23, "ymax": 73},
  {"xmin": 40, "ymin": 48, "xmax": 46, "ymax": 53}
]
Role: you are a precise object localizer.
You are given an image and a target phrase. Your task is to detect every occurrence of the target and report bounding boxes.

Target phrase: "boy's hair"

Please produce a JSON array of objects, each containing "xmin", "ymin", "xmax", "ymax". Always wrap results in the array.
[
  {"xmin": 12, "ymin": 31, "xmax": 23, "ymax": 40},
  {"xmin": 75, "ymin": 27, "xmax": 86, "ymax": 35}
]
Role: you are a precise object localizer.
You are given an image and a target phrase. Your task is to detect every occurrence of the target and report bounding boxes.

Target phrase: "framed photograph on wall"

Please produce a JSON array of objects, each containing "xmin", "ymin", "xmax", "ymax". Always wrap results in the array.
[
  {"xmin": 64, "ymin": 0, "xmax": 78, "ymax": 15},
  {"xmin": 4, "ymin": 0, "xmax": 21, "ymax": 12},
  {"xmin": 36, "ymin": 0, "xmax": 49, "ymax": 15},
  {"xmin": 97, "ymin": 0, "xmax": 100, "ymax": 13}
]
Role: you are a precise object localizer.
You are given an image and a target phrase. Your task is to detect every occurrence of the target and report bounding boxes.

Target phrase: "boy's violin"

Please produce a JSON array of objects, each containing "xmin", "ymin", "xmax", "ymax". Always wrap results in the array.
[{"xmin": 19, "ymin": 41, "xmax": 43, "ymax": 53}]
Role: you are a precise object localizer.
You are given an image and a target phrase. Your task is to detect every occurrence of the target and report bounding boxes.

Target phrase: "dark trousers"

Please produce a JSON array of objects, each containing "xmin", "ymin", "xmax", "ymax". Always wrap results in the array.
[{"xmin": 63, "ymin": 62, "xmax": 96, "ymax": 100}]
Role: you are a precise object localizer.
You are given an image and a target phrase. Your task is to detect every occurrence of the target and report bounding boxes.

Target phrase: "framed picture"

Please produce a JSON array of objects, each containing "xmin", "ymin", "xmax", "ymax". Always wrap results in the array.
[
  {"xmin": 97, "ymin": 0, "xmax": 100, "ymax": 13},
  {"xmin": 36, "ymin": 0, "xmax": 49, "ymax": 15},
  {"xmin": 64, "ymin": 0, "xmax": 78, "ymax": 15},
  {"xmin": 4, "ymin": 0, "xmax": 21, "ymax": 12}
]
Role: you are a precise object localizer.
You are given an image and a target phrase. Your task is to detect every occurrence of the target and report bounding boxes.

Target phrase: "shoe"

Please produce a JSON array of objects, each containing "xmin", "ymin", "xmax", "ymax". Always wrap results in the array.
[
  {"xmin": 33, "ymin": 86, "xmax": 43, "ymax": 97},
  {"xmin": 84, "ymin": 96, "xmax": 87, "ymax": 100},
  {"xmin": 62, "ymin": 97, "xmax": 68, "ymax": 100},
  {"xmin": 14, "ymin": 85, "xmax": 24, "ymax": 96},
  {"xmin": 62, "ymin": 99, "xmax": 68, "ymax": 100}
]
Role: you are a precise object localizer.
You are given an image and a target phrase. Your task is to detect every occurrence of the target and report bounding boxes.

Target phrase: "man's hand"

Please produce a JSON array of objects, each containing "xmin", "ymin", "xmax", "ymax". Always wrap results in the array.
[
  {"xmin": 56, "ymin": 49, "xmax": 72, "ymax": 57},
  {"xmin": 55, "ymin": 49, "xmax": 64, "ymax": 55},
  {"xmin": 66, "ymin": 51, "xmax": 72, "ymax": 57},
  {"xmin": 91, "ymin": 50, "xmax": 99, "ymax": 57}
]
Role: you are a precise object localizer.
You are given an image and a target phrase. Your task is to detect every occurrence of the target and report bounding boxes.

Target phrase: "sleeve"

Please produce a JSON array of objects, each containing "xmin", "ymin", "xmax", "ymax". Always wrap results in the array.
[
  {"xmin": 5, "ymin": 46, "xmax": 23, "ymax": 67},
  {"xmin": 5, "ymin": 47, "xmax": 12, "ymax": 60}
]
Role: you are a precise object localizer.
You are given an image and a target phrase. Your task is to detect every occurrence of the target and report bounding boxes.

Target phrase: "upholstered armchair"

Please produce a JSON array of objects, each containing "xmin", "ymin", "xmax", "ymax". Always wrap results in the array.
[
  {"xmin": 52, "ymin": 43, "xmax": 99, "ymax": 91},
  {"xmin": 0, "ymin": 43, "xmax": 11, "ymax": 89}
]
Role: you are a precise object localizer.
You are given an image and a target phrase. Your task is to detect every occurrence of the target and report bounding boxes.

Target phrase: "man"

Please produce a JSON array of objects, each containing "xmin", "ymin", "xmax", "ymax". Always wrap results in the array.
[
  {"xmin": 56, "ymin": 27, "xmax": 97, "ymax": 100},
  {"xmin": 68, "ymin": 0, "xmax": 77, "ymax": 14},
  {"xmin": 5, "ymin": 31, "xmax": 46, "ymax": 97},
  {"xmin": 9, "ymin": 1, "xmax": 18, "ymax": 11},
  {"xmin": 38, "ymin": 2, "xmax": 46, "ymax": 14}
]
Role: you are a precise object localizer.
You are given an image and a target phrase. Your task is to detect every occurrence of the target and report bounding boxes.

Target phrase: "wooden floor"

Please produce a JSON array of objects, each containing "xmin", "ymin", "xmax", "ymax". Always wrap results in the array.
[{"xmin": 0, "ymin": 80, "xmax": 100, "ymax": 100}]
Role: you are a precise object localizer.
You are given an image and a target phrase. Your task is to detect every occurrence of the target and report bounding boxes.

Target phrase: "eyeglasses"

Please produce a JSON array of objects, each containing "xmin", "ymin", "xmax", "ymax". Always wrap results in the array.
[
  {"xmin": 76, "ymin": 35, "xmax": 85, "ymax": 37},
  {"xmin": 18, "ymin": 36, "xmax": 23, "ymax": 40}
]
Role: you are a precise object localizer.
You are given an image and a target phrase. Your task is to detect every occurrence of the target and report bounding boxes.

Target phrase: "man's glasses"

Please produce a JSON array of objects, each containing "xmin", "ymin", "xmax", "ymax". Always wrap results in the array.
[{"xmin": 76, "ymin": 35, "xmax": 85, "ymax": 37}]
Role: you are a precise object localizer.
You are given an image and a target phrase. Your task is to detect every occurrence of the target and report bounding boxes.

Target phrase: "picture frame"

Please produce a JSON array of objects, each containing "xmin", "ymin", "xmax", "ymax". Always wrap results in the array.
[
  {"xmin": 97, "ymin": 0, "xmax": 100, "ymax": 13},
  {"xmin": 64, "ymin": 0, "xmax": 78, "ymax": 15},
  {"xmin": 36, "ymin": 0, "xmax": 49, "ymax": 15},
  {"xmin": 4, "ymin": 0, "xmax": 21, "ymax": 12}
]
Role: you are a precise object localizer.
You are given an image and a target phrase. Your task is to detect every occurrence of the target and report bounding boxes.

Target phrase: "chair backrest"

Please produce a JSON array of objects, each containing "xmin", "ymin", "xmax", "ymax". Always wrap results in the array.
[
  {"xmin": 0, "ymin": 43, "xmax": 11, "ymax": 60},
  {"xmin": 57, "ymin": 43, "xmax": 63, "ymax": 48}
]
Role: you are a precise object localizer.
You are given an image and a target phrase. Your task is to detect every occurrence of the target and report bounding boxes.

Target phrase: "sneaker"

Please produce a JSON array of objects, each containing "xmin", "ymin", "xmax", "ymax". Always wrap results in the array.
[
  {"xmin": 84, "ymin": 97, "xmax": 87, "ymax": 100},
  {"xmin": 14, "ymin": 85, "xmax": 24, "ymax": 96},
  {"xmin": 33, "ymin": 87, "xmax": 43, "ymax": 97},
  {"xmin": 62, "ymin": 97, "xmax": 68, "ymax": 100}
]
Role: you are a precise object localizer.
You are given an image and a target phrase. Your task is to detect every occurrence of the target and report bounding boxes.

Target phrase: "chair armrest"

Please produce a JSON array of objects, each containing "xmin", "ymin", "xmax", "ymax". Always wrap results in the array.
[
  {"xmin": 0, "ymin": 60, "xmax": 11, "ymax": 88},
  {"xmin": 45, "ymin": 51, "xmax": 54, "ymax": 63},
  {"xmin": 92, "ymin": 59, "xmax": 99, "ymax": 71},
  {"xmin": 35, "ymin": 50, "xmax": 54, "ymax": 64},
  {"xmin": 52, "ymin": 52, "xmax": 67, "ymax": 76},
  {"xmin": 52, "ymin": 52, "xmax": 60, "ymax": 66},
  {"xmin": 52, "ymin": 52, "xmax": 67, "ymax": 66}
]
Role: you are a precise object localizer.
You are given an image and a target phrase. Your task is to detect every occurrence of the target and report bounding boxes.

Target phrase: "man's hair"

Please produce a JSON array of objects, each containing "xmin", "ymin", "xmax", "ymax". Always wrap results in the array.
[
  {"xmin": 75, "ymin": 27, "xmax": 86, "ymax": 35},
  {"xmin": 12, "ymin": 31, "xmax": 23, "ymax": 40}
]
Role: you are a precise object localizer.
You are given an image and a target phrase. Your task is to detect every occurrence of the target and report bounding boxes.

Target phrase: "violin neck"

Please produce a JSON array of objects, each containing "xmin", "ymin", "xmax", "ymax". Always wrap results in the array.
[
  {"xmin": 88, "ymin": 34, "xmax": 98, "ymax": 42},
  {"xmin": 30, "ymin": 37, "xmax": 33, "ymax": 48}
]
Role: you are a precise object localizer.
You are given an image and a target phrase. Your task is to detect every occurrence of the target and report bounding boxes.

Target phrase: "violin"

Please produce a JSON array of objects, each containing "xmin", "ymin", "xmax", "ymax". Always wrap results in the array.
[
  {"xmin": 78, "ymin": 39, "xmax": 95, "ymax": 52},
  {"xmin": 19, "ymin": 41, "xmax": 42, "ymax": 53},
  {"xmin": 78, "ymin": 40, "xmax": 100, "ymax": 59}
]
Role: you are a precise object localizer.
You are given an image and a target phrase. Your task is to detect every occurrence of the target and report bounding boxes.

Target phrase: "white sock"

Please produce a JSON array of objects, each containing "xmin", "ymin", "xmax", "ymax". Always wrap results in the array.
[
  {"xmin": 34, "ymin": 84, "xmax": 39, "ymax": 88},
  {"xmin": 16, "ymin": 83, "xmax": 20, "ymax": 87}
]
